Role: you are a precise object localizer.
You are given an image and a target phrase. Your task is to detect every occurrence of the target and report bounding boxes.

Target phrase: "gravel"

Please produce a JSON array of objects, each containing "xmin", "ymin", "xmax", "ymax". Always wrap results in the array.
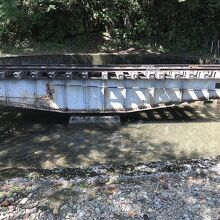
[{"xmin": 0, "ymin": 156, "xmax": 220, "ymax": 220}]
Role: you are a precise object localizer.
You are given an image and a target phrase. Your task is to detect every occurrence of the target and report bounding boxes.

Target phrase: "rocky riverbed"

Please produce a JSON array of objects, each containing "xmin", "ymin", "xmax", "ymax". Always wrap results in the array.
[{"xmin": 0, "ymin": 156, "xmax": 220, "ymax": 220}]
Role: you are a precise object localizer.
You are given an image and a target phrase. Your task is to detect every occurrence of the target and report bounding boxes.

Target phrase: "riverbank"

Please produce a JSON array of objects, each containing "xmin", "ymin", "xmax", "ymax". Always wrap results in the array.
[{"xmin": 0, "ymin": 156, "xmax": 220, "ymax": 219}]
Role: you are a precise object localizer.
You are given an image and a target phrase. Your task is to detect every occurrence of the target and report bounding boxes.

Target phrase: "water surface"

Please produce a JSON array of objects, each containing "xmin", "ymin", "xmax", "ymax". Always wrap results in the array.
[{"xmin": 0, "ymin": 102, "xmax": 220, "ymax": 169}]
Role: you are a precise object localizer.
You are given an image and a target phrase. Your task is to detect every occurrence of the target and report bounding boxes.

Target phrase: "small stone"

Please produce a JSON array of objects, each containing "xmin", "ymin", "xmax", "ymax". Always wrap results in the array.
[
  {"xmin": 0, "ymin": 194, "xmax": 5, "ymax": 200},
  {"xmin": 28, "ymin": 193, "xmax": 33, "ymax": 198},
  {"xmin": 201, "ymin": 169, "xmax": 209, "ymax": 176},
  {"xmin": 130, "ymin": 192, "xmax": 136, "ymax": 197},
  {"xmin": 128, "ymin": 211, "xmax": 136, "ymax": 217},
  {"xmin": 109, "ymin": 213, "xmax": 114, "ymax": 218},
  {"xmin": 7, "ymin": 197, "xmax": 15, "ymax": 204},
  {"xmin": 26, "ymin": 208, "xmax": 34, "ymax": 215},
  {"xmin": 154, "ymin": 202, "xmax": 161, "ymax": 209},
  {"xmin": 143, "ymin": 214, "xmax": 149, "ymax": 220},
  {"xmin": 183, "ymin": 214, "xmax": 190, "ymax": 220},
  {"xmin": 162, "ymin": 192, "xmax": 169, "ymax": 199},
  {"xmin": 29, "ymin": 213, "xmax": 37, "ymax": 220},
  {"xmin": 95, "ymin": 208, "xmax": 100, "ymax": 213},
  {"xmin": 20, "ymin": 198, "xmax": 28, "ymax": 205},
  {"xmin": 195, "ymin": 168, "xmax": 201, "ymax": 175},
  {"xmin": 1, "ymin": 200, "xmax": 9, "ymax": 207},
  {"xmin": 30, "ymin": 188, "xmax": 38, "ymax": 193},
  {"xmin": 8, "ymin": 206, "xmax": 14, "ymax": 212},
  {"xmin": 78, "ymin": 211, "xmax": 85, "ymax": 217},
  {"xmin": 48, "ymin": 214, "xmax": 55, "ymax": 220},
  {"xmin": 162, "ymin": 183, "xmax": 169, "ymax": 190},
  {"xmin": 13, "ymin": 193, "xmax": 18, "ymax": 197},
  {"xmin": 210, "ymin": 164, "xmax": 220, "ymax": 175},
  {"xmin": 61, "ymin": 205, "xmax": 68, "ymax": 211}
]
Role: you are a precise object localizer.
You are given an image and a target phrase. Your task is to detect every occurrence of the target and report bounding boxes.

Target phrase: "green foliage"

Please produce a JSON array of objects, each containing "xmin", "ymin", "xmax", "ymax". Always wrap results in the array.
[{"xmin": 0, "ymin": 0, "xmax": 219, "ymax": 51}]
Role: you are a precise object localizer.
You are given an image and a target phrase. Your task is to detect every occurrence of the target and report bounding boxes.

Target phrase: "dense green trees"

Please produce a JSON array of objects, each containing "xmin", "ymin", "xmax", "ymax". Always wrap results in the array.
[{"xmin": 0, "ymin": 0, "xmax": 219, "ymax": 51}]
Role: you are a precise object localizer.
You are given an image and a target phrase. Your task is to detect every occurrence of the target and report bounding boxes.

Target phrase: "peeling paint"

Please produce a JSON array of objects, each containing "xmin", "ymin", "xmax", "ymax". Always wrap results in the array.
[{"xmin": 0, "ymin": 78, "xmax": 220, "ymax": 113}]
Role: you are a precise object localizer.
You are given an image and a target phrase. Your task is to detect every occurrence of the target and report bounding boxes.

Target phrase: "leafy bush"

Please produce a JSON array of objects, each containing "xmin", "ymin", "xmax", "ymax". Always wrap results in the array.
[{"xmin": 0, "ymin": 0, "xmax": 219, "ymax": 51}]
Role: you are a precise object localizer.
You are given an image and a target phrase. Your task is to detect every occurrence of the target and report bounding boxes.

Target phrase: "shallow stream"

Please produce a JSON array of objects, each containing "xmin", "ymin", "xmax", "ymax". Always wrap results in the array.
[{"xmin": 0, "ymin": 102, "xmax": 220, "ymax": 169}]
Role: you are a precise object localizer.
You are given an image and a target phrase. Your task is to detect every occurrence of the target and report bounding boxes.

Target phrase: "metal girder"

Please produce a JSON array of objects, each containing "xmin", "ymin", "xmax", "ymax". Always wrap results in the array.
[
  {"xmin": 0, "ymin": 64, "xmax": 220, "ymax": 113},
  {"xmin": 0, "ymin": 64, "xmax": 219, "ymax": 80}
]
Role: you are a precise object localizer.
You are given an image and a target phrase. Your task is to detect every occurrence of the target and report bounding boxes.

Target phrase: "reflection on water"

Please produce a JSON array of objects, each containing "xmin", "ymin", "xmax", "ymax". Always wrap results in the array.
[{"xmin": 0, "ymin": 101, "xmax": 220, "ymax": 169}]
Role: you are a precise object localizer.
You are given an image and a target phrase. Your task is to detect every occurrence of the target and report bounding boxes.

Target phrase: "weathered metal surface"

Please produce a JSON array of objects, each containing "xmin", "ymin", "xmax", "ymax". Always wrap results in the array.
[
  {"xmin": 0, "ymin": 64, "xmax": 220, "ymax": 113},
  {"xmin": 69, "ymin": 116, "xmax": 120, "ymax": 125}
]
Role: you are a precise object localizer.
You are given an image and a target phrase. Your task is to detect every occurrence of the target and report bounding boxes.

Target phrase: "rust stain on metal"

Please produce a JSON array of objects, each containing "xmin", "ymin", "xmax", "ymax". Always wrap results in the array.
[
  {"xmin": 46, "ymin": 82, "xmax": 55, "ymax": 100},
  {"xmin": 20, "ymin": 92, "xmax": 30, "ymax": 103},
  {"xmin": 103, "ymin": 86, "xmax": 108, "ymax": 111},
  {"xmin": 36, "ymin": 96, "xmax": 53, "ymax": 109},
  {"xmin": 32, "ymin": 83, "xmax": 58, "ymax": 110},
  {"xmin": 32, "ymin": 82, "xmax": 57, "ymax": 110}
]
